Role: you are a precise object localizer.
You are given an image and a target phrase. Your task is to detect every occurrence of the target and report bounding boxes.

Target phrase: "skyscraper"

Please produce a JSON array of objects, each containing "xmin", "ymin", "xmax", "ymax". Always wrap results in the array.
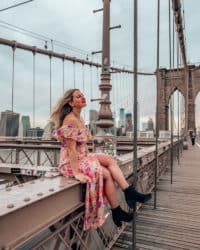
[
  {"xmin": 18, "ymin": 116, "xmax": 31, "ymax": 137},
  {"xmin": 147, "ymin": 117, "xmax": 154, "ymax": 131},
  {"xmin": 119, "ymin": 108, "xmax": 125, "ymax": 128},
  {"xmin": 0, "ymin": 110, "xmax": 19, "ymax": 136},
  {"xmin": 42, "ymin": 121, "xmax": 55, "ymax": 140},
  {"xmin": 27, "ymin": 127, "xmax": 44, "ymax": 137},
  {"xmin": 125, "ymin": 112, "xmax": 133, "ymax": 132}
]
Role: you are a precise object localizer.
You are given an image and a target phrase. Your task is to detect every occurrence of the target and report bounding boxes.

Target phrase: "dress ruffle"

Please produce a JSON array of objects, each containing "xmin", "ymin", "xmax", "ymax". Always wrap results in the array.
[{"xmin": 55, "ymin": 125, "xmax": 92, "ymax": 143}]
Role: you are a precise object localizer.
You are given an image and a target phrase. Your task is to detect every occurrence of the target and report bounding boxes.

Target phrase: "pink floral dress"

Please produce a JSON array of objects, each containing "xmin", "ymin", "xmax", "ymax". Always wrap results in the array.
[{"xmin": 55, "ymin": 124, "xmax": 105, "ymax": 230}]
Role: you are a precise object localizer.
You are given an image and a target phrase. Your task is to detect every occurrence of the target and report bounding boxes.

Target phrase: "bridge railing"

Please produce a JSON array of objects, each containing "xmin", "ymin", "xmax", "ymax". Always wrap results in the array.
[{"xmin": 0, "ymin": 139, "xmax": 180, "ymax": 249}]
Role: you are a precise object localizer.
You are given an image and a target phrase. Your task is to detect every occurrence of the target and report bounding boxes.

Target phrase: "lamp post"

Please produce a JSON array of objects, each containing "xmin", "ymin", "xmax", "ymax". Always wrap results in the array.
[{"xmin": 95, "ymin": 0, "xmax": 114, "ymax": 131}]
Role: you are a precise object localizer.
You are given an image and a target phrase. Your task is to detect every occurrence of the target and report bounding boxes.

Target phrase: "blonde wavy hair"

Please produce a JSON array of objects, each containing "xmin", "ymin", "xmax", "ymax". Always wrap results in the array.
[{"xmin": 50, "ymin": 88, "xmax": 79, "ymax": 128}]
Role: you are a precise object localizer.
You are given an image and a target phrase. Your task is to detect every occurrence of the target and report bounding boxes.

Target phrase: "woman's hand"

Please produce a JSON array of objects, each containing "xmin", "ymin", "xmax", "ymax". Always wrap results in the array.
[{"xmin": 74, "ymin": 173, "xmax": 91, "ymax": 183}]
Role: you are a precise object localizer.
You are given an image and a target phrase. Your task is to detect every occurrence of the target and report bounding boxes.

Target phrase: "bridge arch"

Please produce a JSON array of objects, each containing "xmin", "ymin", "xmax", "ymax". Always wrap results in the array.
[
  {"xmin": 157, "ymin": 65, "xmax": 199, "ymax": 134},
  {"xmin": 168, "ymin": 89, "xmax": 185, "ymax": 136}
]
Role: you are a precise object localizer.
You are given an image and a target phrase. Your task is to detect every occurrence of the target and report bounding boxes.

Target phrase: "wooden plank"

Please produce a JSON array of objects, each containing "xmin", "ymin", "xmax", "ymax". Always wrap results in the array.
[{"xmin": 113, "ymin": 145, "xmax": 200, "ymax": 249}]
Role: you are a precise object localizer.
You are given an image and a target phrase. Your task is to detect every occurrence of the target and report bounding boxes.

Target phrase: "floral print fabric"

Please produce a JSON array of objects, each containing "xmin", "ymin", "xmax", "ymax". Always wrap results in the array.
[{"xmin": 56, "ymin": 125, "xmax": 105, "ymax": 230}]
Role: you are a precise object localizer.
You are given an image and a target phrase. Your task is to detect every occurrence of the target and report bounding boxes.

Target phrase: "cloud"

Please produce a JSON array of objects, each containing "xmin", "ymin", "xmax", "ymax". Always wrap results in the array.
[{"xmin": 0, "ymin": 0, "xmax": 199, "ymax": 129}]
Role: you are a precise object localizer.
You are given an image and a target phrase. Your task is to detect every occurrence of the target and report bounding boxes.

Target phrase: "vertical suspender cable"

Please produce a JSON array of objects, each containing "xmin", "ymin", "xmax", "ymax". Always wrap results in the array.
[
  {"xmin": 33, "ymin": 51, "xmax": 36, "ymax": 127},
  {"xmin": 11, "ymin": 46, "xmax": 16, "ymax": 112},
  {"xmin": 82, "ymin": 63, "xmax": 85, "ymax": 119},
  {"xmin": 177, "ymin": 38, "xmax": 180, "ymax": 165},
  {"xmin": 90, "ymin": 65, "xmax": 93, "ymax": 106},
  {"xmin": 73, "ymin": 62, "xmax": 76, "ymax": 88},
  {"xmin": 49, "ymin": 55, "xmax": 52, "ymax": 115},
  {"xmin": 169, "ymin": 0, "xmax": 174, "ymax": 184},
  {"xmin": 132, "ymin": 0, "xmax": 138, "ymax": 248},
  {"xmin": 172, "ymin": 9, "xmax": 176, "ymax": 179},
  {"xmin": 154, "ymin": 0, "xmax": 160, "ymax": 210},
  {"xmin": 62, "ymin": 58, "xmax": 65, "ymax": 94}
]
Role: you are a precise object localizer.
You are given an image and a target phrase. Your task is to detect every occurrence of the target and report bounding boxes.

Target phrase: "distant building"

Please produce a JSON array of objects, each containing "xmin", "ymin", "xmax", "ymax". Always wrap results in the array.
[
  {"xmin": 142, "ymin": 122, "xmax": 148, "ymax": 131},
  {"xmin": 0, "ymin": 110, "xmax": 19, "ymax": 136},
  {"xmin": 18, "ymin": 116, "xmax": 31, "ymax": 137},
  {"xmin": 147, "ymin": 117, "xmax": 154, "ymax": 131},
  {"xmin": 89, "ymin": 110, "xmax": 98, "ymax": 135},
  {"xmin": 42, "ymin": 121, "xmax": 55, "ymax": 140},
  {"xmin": 119, "ymin": 108, "xmax": 125, "ymax": 128},
  {"xmin": 27, "ymin": 127, "xmax": 44, "ymax": 137},
  {"xmin": 125, "ymin": 112, "xmax": 133, "ymax": 132}
]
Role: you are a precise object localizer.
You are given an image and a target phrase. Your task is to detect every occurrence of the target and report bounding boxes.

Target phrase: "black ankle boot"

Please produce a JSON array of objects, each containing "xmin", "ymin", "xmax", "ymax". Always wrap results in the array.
[
  {"xmin": 111, "ymin": 206, "xmax": 133, "ymax": 227},
  {"xmin": 124, "ymin": 185, "xmax": 152, "ymax": 208}
]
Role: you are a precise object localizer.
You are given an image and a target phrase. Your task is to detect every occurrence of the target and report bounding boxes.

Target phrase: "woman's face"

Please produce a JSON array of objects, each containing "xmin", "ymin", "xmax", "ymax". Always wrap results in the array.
[{"xmin": 70, "ymin": 90, "xmax": 87, "ymax": 108}]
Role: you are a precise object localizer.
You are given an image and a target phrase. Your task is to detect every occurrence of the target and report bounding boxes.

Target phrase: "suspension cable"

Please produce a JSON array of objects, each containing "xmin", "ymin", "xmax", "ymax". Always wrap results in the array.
[
  {"xmin": 11, "ymin": 46, "xmax": 16, "ymax": 112},
  {"xmin": 32, "ymin": 51, "xmax": 36, "ymax": 127},
  {"xmin": 49, "ymin": 55, "xmax": 52, "ymax": 115},
  {"xmin": 82, "ymin": 64, "xmax": 85, "ymax": 119},
  {"xmin": 62, "ymin": 58, "xmax": 65, "ymax": 93},
  {"xmin": 0, "ymin": 0, "xmax": 34, "ymax": 12},
  {"xmin": 0, "ymin": 37, "xmax": 154, "ymax": 75},
  {"xmin": 132, "ymin": 0, "xmax": 138, "ymax": 248},
  {"xmin": 177, "ymin": 36, "xmax": 180, "ymax": 164},
  {"xmin": 90, "ymin": 65, "xmax": 93, "ymax": 105},
  {"xmin": 154, "ymin": 0, "xmax": 160, "ymax": 210},
  {"xmin": 73, "ymin": 62, "xmax": 76, "ymax": 88}
]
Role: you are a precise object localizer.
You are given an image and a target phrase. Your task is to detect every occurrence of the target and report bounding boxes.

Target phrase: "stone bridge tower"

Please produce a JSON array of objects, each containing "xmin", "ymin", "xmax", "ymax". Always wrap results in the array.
[{"xmin": 157, "ymin": 65, "xmax": 200, "ymax": 134}]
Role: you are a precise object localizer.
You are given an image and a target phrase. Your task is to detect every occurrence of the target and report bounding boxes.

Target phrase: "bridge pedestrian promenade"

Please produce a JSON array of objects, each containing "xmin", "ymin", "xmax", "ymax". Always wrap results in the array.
[{"xmin": 114, "ymin": 144, "xmax": 200, "ymax": 249}]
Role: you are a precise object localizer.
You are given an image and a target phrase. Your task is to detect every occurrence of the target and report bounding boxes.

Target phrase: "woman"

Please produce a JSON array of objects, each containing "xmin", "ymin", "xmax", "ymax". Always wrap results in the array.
[{"xmin": 51, "ymin": 89, "xmax": 151, "ymax": 230}]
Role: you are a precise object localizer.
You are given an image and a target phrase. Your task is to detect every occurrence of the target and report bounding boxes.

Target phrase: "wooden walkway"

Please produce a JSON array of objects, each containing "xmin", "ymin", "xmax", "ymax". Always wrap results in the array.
[{"xmin": 114, "ymin": 145, "xmax": 200, "ymax": 250}]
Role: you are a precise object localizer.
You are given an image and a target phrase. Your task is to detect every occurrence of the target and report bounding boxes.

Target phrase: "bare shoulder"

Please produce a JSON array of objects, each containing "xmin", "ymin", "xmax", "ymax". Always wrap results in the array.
[{"xmin": 63, "ymin": 114, "xmax": 78, "ymax": 127}]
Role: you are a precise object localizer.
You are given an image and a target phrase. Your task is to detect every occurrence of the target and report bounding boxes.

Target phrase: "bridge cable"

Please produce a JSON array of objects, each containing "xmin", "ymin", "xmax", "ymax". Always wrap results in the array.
[
  {"xmin": 32, "ymin": 51, "xmax": 36, "ymax": 127},
  {"xmin": 11, "ymin": 45, "xmax": 16, "ymax": 112},
  {"xmin": 49, "ymin": 55, "xmax": 52, "ymax": 115},
  {"xmin": 111, "ymin": 70, "xmax": 116, "ymax": 135},
  {"xmin": 82, "ymin": 64, "xmax": 85, "ymax": 120},
  {"xmin": 0, "ymin": 0, "xmax": 34, "ymax": 12},
  {"xmin": 168, "ymin": 0, "xmax": 174, "ymax": 185},
  {"xmin": 90, "ymin": 65, "xmax": 93, "ymax": 108},
  {"xmin": 73, "ymin": 62, "xmax": 76, "ymax": 88},
  {"xmin": 132, "ymin": 0, "xmax": 138, "ymax": 248},
  {"xmin": 154, "ymin": 0, "xmax": 160, "ymax": 210},
  {"xmin": 177, "ymin": 37, "xmax": 180, "ymax": 164},
  {"xmin": 62, "ymin": 58, "xmax": 65, "ymax": 94}
]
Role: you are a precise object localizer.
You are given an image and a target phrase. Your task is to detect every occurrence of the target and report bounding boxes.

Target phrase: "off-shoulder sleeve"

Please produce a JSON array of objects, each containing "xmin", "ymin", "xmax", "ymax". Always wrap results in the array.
[{"xmin": 55, "ymin": 124, "xmax": 92, "ymax": 142}]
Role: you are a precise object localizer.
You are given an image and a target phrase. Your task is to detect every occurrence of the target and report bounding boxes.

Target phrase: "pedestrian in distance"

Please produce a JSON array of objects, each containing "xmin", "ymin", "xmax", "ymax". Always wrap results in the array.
[
  {"xmin": 191, "ymin": 131, "xmax": 196, "ymax": 146},
  {"xmin": 51, "ymin": 88, "xmax": 152, "ymax": 230}
]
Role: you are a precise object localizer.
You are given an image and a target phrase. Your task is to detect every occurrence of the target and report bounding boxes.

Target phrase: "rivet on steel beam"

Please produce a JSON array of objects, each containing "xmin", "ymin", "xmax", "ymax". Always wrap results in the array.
[
  {"xmin": 37, "ymin": 192, "xmax": 43, "ymax": 196},
  {"xmin": 7, "ymin": 203, "xmax": 14, "ymax": 208},
  {"xmin": 24, "ymin": 197, "xmax": 31, "ymax": 202},
  {"xmin": 49, "ymin": 188, "xmax": 55, "ymax": 192}
]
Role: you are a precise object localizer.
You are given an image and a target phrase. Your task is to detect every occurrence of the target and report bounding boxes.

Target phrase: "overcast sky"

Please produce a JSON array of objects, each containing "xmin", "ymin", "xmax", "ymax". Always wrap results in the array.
[{"xmin": 0, "ymin": 0, "xmax": 200, "ymax": 129}]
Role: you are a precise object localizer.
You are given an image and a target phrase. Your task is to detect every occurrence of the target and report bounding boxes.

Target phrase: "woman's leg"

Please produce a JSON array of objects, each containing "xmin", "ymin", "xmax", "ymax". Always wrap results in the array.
[
  {"xmin": 97, "ymin": 153, "xmax": 152, "ymax": 208},
  {"xmin": 96, "ymin": 153, "xmax": 129, "ymax": 190},
  {"xmin": 101, "ymin": 166, "xmax": 133, "ymax": 227},
  {"xmin": 101, "ymin": 166, "xmax": 118, "ymax": 209}
]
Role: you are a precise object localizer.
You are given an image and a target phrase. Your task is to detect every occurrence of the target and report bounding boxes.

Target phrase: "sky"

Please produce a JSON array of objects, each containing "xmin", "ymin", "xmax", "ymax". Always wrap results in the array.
[{"xmin": 0, "ymin": 0, "xmax": 200, "ymax": 129}]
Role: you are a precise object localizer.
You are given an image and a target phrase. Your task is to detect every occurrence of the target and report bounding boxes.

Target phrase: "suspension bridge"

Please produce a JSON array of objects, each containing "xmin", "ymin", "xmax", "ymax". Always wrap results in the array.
[{"xmin": 0, "ymin": 0, "xmax": 200, "ymax": 249}]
